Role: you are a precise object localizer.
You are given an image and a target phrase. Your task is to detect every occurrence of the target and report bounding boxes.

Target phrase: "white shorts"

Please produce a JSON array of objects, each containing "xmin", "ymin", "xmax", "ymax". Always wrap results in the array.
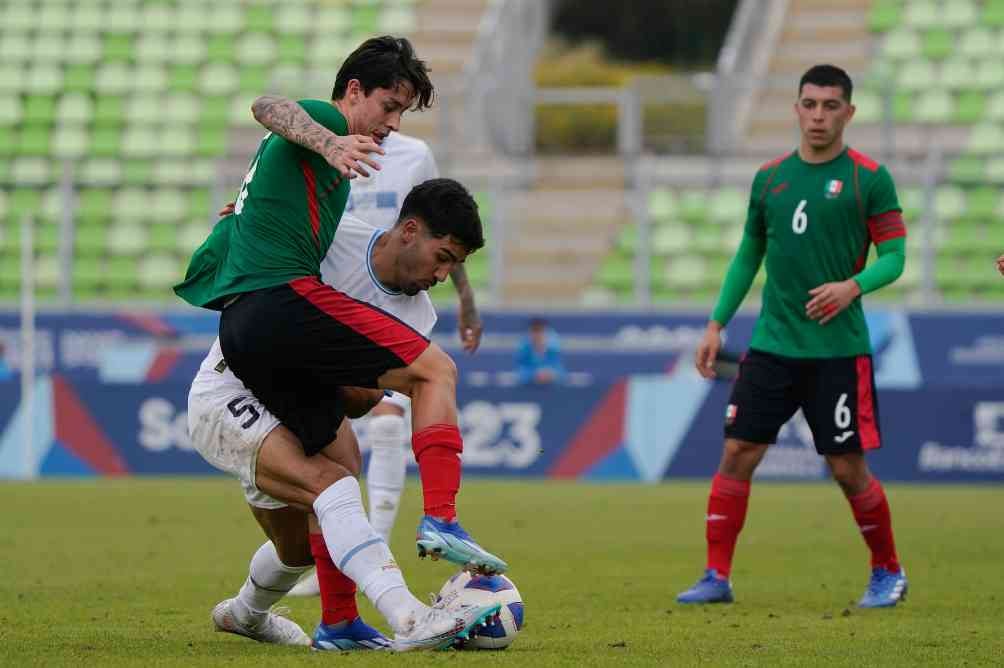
[{"xmin": 188, "ymin": 374, "xmax": 286, "ymax": 510}]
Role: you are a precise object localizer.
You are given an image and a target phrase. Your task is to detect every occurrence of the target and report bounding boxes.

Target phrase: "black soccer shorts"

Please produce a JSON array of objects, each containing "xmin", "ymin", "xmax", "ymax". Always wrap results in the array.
[
  {"xmin": 723, "ymin": 348, "xmax": 881, "ymax": 455},
  {"xmin": 219, "ymin": 276, "xmax": 430, "ymax": 455}
]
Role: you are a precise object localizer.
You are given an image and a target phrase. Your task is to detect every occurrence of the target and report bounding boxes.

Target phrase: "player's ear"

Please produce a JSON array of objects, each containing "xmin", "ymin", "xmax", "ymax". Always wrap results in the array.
[
  {"xmin": 846, "ymin": 103, "xmax": 856, "ymax": 121},
  {"xmin": 401, "ymin": 217, "xmax": 420, "ymax": 242},
  {"xmin": 346, "ymin": 79, "xmax": 363, "ymax": 101}
]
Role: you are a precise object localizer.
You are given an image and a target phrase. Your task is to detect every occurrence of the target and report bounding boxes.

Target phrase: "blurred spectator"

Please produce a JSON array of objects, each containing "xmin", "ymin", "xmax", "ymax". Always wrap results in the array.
[
  {"xmin": 0, "ymin": 341, "xmax": 11, "ymax": 381},
  {"xmin": 515, "ymin": 318, "xmax": 566, "ymax": 386}
]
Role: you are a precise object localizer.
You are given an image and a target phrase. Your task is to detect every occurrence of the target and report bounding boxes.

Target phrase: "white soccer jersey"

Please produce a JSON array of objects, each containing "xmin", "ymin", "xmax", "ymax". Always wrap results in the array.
[{"xmin": 346, "ymin": 132, "xmax": 439, "ymax": 230}]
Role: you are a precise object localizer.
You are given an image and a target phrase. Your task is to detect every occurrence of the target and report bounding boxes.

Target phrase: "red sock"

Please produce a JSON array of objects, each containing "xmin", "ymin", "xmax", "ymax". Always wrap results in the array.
[
  {"xmin": 308, "ymin": 532, "xmax": 358, "ymax": 625},
  {"xmin": 706, "ymin": 472, "xmax": 751, "ymax": 578},
  {"xmin": 846, "ymin": 477, "xmax": 900, "ymax": 573},
  {"xmin": 412, "ymin": 424, "xmax": 463, "ymax": 522}
]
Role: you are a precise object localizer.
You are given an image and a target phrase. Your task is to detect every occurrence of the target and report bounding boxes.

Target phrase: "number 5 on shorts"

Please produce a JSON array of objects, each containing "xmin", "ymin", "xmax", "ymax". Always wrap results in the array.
[{"xmin": 227, "ymin": 396, "xmax": 261, "ymax": 429}]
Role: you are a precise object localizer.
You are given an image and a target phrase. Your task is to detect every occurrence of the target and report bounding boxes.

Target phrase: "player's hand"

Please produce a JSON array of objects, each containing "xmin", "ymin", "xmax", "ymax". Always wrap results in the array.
[
  {"xmin": 695, "ymin": 322, "xmax": 723, "ymax": 379},
  {"xmin": 219, "ymin": 202, "xmax": 235, "ymax": 217},
  {"xmin": 806, "ymin": 279, "xmax": 861, "ymax": 325},
  {"xmin": 458, "ymin": 302, "xmax": 483, "ymax": 354},
  {"xmin": 996, "ymin": 254, "xmax": 1004, "ymax": 277},
  {"xmin": 324, "ymin": 135, "xmax": 384, "ymax": 179}
]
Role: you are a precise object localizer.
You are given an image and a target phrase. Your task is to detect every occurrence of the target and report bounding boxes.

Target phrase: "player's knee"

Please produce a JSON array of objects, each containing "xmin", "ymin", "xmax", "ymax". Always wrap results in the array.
[
  {"xmin": 368, "ymin": 413, "xmax": 407, "ymax": 448},
  {"xmin": 304, "ymin": 458, "xmax": 354, "ymax": 497}
]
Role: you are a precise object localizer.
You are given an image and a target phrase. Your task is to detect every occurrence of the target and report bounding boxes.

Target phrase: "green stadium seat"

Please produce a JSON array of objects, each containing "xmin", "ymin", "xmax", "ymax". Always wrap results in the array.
[
  {"xmin": 708, "ymin": 188, "xmax": 746, "ymax": 224},
  {"xmin": 648, "ymin": 189, "xmax": 678, "ymax": 221},
  {"xmin": 52, "ymin": 125, "xmax": 89, "ymax": 158},
  {"xmin": 984, "ymin": 0, "xmax": 1004, "ymax": 27},
  {"xmin": 239, "ymin": 67, "xmax": 269, "ymax": 93},
  {"xmin": 904, "ymin": 1, "xmax": 940, "ymax": 29},
  {"xmin": 34, "ymin": 223, "xmax": 60, "ymax": 253},
  {"xmin": 0, "ymin": 66, "xmax": 24, "ymax": 94},
  {"xmin": 897, "ymin": 60, "xmax": 936, "ymax": 91},
  {"xmin": 96, "ymin": 64, "xmax": 133, "ymax": 95},
  {"xmin": 24, "ymin": 95, "xmax": 56, "ymax": 124},
  {"xmin": 122, "ymin": 127, "xmax": 159, "ymax": 158},
  {"xmin": 206, "ymin": 4, "xmax": 244, "ymax": 34},
  {"xmin": 915, "ymin": 90, "xmax": 953, "ymax": 123},
  {"xmin": 965, "ymin": 187, "xmax": 999, "ymax": 219},
  {"xmin": 381, "ymin": 7, "xmax": 417, "ymax": 33},
  {"xmin": 967, "ymin": 124, "xmax": 1004, "ymax": 154},
  {"xmin": 615, "ymin": 225, "xmax": 637, "ymax": 254},
  {"xmin": 126, "ymin": 95, "xmax": 161, "ymax": 124},
  {"xmin": 882, "ymin": 28, "xmax": 921, "ymax": 61},
  {"xmin": 151, "ymin": 189, "xmax": 188, "ymax": 222},
  {"xmin": 37, "ymin": 5, "xmax": 70, "ymax": 33},
  {"xmin": 692, "ymin": 224, "xmax": 722, "ymax": 254},
  {"xmin": 944, "ymin": 0, "xmax": 978, "ymax": 28},
  {"xmin": 90, "ymin": 126, "xmax": 122, "ymax": 158},
  {"xmin": 0, "ymin": 126, "xmax": 13, "ymax": 157},
  {"xmin": 57, "ymin": 93, "xmax": 93, "ymax": 124},
  {"xmin": 987, "ymin": 158, "xmax": 1004, "ymax": 184},
  {"xmin": 39, "ymin": 187, "xmax": 62, "ymax": 223},
  {"xmin": 201, "ymin": 64, "xmax": 240, "ymax": 94},
  {"xmin": 197, "ymin": 126, "xmax": 227, "ymax": 157},
  {"xmin": 12, "ymin": 157, "xmax": 50, "ymax": 186},
  {"xmin": 187, "ymin": 189, "xmax": 212, "ymax": 220},
  {"xmin": 17, "ymin": 125, "xmax": 51, "ymax": 156},
  {"xmin": 959, "ymin": 28, "xmax": 996, "ymax": 58},
  {"xmin": 719, "ymin": 224, "xmax": 744, "ymax": 252},
  {"xmin": 107, "ymin": 223, "xmax": 149, "ymax": 256},
  {"xmin": 139, "ymin": 254, "xmax": 179, "ymax": 292},
  {"xmin": 852, "ymin": 89, "xmax": 883, "ymax": 123},
  {"xmin": 316, "ymin": 7, "xmax": 352, "ymax": 32},
  {"xmin": 935, "ymin": 186, "xmax": 967, "ymax": 221},
  {"xmin": 79, "ymin": 158, "xmax": 122, "ymax": 186},
  {"xmin": 70, "ymin": 3, "xmax": 103, "ymax": 33},
  {"xmin": 245, "ymin": 4, "xmax": 275, "ymax": 33},
  {"xmin": 73, "ymin": 256, "xmax": 104, "ymax": 293},
  {"xmin": 122, "ymin": 159, "xmax": 154, "ymax": 187},
  {"xmin": 75, "ymin": 224, "xmax": 107, "ymax": 256},
  {"xmin": 169, "ymin": 65, "xmax": 199, "ymax": 92},
  {"xmin": 1, "ymin": 34, "xmax": 30, "ymax": 64},
  {"xmin": 230, "ymin": 94, "xmax": 259, "ymax": 126},
  {"xmin": 954, "ymin": 91, "xmax": 985, "ymax": 123},
  {"xmin": 63, "ymin": 65, "xmax": 95, "ymax": 94},
  {"xmin": 652, "ymin": 224, "xmax": 690, "ymax": 255},
  {"xmin": 941, "ymin": 59, "xmax": 977, "ymax": 91},
  {"xmin": 679, "ymin": 190, "xmax": 709, "ymax": 222},
  {"xmin": 207, "ymin": 35, "xmax": 237, "ymax": 63},
  {"xmin": 142, "ymin": 4, "xmax": 176, "ymax": 34},
  {"xmin": 596, "ymin": 254, "xmax": 635, "ymax": 293},
  {"xmin": 238, "ymin": 34, "xmax": 277, "ymax": 67},
  {"xmin": 65, "ymin": 35, "xmax": 102, "ymax": 65},
  {"xmin": 148, "ymin": 224, "xmax": 178, "ymax": 253},
  {"xmin": 160, "ymin": 126, "xmax": 197, "ymax": 158},
  {"xmin": 172, "ymin": 35, "xmax": 208, "ymax": 66},
  {"xmin": 0, "ymin": 95, "xmax": 22, "ymax": 124},
  {"xmin": 133, "ymin": 66, "xmax": 168, "ymax": 93},
  {"xmin": 137, "ymin": 35, "xmax": 172, "ymax": 64},
  {"xmin": 975, "ymin": 60, "xmax": 1004, "ymax": 89},
  {"xmin": 1, "ymin": 4, "xmax": 36, "ymax": 32},
  {"xmin": 278, "ymin": 5, "xmax": 313, "ymax": 34},
  {"xmin": 106, "ymin": 256, "xmax": 139, "ymax": 293},
  {"xmin": 178, "ymin": 222, "xmax": 210, "ymax": 254},
  {"xmin": 922, "ymin": 29, "xmax": 953, "ymax": 60},
  {"xmin": 165, "ymin": 94, "xmax": 201, "ymax": 124},
  {"xmin": 949, "ymin": 156, "xmax": 985, "ymax": 183},
  {"xmin": 35, "ymin": 254, "xmax": 62, "ymax": 291},
  {"xmin": 664, "ymin": 256, "xmax": 707, "ymax": 290},
  {"xmin": 103, "ymin": 34, "xmax": 134, "ymax": 62},
  {"xmin": 278, "ymin": 35, "xmax": 307, "ymax": 65}
]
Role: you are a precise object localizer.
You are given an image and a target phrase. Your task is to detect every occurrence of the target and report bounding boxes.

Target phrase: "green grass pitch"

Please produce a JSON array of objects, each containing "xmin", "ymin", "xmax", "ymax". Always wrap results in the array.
[{"xmin": 3, "ymin": 478, "xmax": 1003, "ymax": 666}]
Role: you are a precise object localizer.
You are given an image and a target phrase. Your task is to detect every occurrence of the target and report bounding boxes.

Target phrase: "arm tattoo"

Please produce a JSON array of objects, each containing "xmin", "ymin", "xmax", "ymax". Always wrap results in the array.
[
  {"xmin": 250, "ymin": 95, "xmax": 344, "ymax": 161},
  {"xmin": 450, "ymin": 264, "xmax": 475, "ymax": 303}
]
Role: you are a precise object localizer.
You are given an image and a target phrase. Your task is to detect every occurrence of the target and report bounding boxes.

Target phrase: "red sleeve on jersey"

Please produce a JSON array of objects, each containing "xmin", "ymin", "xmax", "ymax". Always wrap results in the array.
[
  {"xmin": 759, "ymin": 152, "xmax": 790, "ymax": 172},
  {"xmin": 848, "ymin": 148, "xmax": 880, "ymax": 172},
  {"xmin": 867, "ymin": 210, "xmax": 906, "ymax": 243}
]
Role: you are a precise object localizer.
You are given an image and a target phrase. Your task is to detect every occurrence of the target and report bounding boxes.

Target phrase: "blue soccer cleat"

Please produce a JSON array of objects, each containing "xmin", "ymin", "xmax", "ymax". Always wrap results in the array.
[
  {"xmin": 416, "ymin": 515, "xmax": 508, "ymax": 574},
  {"xmin": 858, "ymin": 567, "xmax": 908, "ymax": 608},
  {"xmin": 312, "ymin": 617, "xmax": 391, "ymax": 651},
  {"xmin": 676, "ymin": 569, "xmax": 735, "ymax": 604}
]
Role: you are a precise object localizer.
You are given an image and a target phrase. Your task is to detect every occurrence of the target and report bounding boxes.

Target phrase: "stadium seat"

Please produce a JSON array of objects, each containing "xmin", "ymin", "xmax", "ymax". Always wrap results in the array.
[
  {"xmin": 881, "ymin": 28, "xmax": 921, "ymax": 60},
  {"xmin": 967, "ymin": 124, "xmax": 1004, "ymax": 154},
  {"xmin": 652, "ymin": 224, "xmax": 690, "ymax": 255},
  {"xmin": 983, "ymin": 0, "xmax": 1004, "ymax": 28},
  {"xmin": 954, "ymin": 91, "xmax": 986, "ymax": 123},
  {"xmin": 923, "ymin": 29, "xmax": 954, "ymax": 60},
  {"xmin": 905, "ymin": 2, "xmax": 941, "ymax": 29},
  {"xmin": 708, "ymin": 188, "xmax": 746, "ymax": 224},
  {"xmin": 915, "ymin": 90, "xmax": 954, "ymax": 123},
  {"xmin": 943, "ymin": 0, "xmax": 978, "ymax": 28}
]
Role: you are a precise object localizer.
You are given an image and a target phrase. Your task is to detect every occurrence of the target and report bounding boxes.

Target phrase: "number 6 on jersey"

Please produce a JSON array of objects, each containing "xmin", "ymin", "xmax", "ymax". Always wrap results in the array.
[{"xmin": 792, "ymin": 199, "xmax": 808, "ymax": 234}]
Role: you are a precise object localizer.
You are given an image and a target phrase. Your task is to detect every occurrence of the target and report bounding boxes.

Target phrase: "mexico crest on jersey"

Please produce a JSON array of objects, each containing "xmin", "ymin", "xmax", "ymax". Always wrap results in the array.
[{"xmin": 824, "ymin": 179, "xmax": 844, "ymax": 199}]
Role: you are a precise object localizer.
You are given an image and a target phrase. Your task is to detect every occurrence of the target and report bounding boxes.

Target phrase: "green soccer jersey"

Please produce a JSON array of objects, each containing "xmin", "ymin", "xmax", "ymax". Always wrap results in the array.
[
  {"xmin": 175, "ymin": 100, "xmax": 349, "ymax": 310},
  {"xmin": 745, "ymin": 147, "xmax": 903, "ymax": 358}
]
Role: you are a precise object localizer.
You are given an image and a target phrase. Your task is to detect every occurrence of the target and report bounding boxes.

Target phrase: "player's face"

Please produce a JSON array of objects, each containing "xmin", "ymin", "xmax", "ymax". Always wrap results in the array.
[
  {"xmin": 343, "ymin": 79, "xmax": 416, "ymax": 144},
  {"xmin": 795, "ymin": 84, "xmax": 855, "ymax": 150},
  {"xmin": 396, "ymin": 219, "xmax": 470, "ymax": 296}
]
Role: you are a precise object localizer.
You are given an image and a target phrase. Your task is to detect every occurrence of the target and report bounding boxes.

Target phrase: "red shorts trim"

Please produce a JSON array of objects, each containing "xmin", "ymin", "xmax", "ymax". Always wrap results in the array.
[{"xmin": 856, "ymin": 355, "xmax": 880, "ymax": 450}]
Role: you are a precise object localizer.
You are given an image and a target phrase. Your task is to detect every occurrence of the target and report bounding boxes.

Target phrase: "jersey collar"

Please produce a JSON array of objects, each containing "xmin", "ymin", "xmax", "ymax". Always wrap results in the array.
[{"xmin": 367, "ymin": 230, "xmax": 402, "ymax": 296}]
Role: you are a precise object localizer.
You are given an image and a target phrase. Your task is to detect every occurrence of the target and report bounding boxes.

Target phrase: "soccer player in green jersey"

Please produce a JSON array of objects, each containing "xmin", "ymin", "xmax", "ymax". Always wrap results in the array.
[
  {"xmin": 176, "ymin": 37, "xmax": 504, "ymax": 650},
  {"xmin": 677, "ymin": 65, "xmax": 908, "ymax": 608}
]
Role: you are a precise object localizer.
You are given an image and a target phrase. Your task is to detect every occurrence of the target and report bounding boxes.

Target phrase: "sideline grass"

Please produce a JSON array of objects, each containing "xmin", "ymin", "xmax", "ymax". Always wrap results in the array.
[{"xmin": 3, "ymin": 478, "xmax": 1003, "ymax": 666}]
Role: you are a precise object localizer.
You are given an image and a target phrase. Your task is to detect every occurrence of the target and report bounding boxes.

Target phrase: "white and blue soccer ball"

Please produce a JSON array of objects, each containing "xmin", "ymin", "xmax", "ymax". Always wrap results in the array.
[{"xmin": 437, "ymin": 570, "xmax": 524, "ymax": 650}]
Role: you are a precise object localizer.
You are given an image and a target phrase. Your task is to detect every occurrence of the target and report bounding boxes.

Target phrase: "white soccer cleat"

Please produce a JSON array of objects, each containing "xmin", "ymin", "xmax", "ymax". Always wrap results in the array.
[
  {"xmin": 212, "ymin": 598, "xmax": 311, "ymax": 646},
  {"xmin": 287, "ymin": 570, "xmax": 320, "ymax": 597},
  {"xmin": 391, "ymin": 599, "xmax": 501, "ymax": 652}
]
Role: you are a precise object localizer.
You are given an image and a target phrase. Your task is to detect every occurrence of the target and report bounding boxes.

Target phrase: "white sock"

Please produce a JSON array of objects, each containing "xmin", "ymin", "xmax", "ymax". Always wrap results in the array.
[
  {"xmin": 365, "ymin": 414, "xmax": 408, "ymax": 542},
  {"xmin": 313, "ymin": 477, "xmax": 425, "ymax": 634},
  {"xmin": 233, "ymin": 541, "xmax": 311, "ymax": 626}
]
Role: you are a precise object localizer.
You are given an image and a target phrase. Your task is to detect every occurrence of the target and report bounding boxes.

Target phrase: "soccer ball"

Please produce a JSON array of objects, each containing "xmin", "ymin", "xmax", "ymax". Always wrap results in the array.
[{"xmin": 436, "ymin": 570, "xmax": 524, "ymax": 650}]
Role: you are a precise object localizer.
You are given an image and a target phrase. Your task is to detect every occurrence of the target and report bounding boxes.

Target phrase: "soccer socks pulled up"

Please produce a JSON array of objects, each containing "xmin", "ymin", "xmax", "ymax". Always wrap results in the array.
[
  {"xmin": 234, "ymin": 541, "xmax": 312, "ymax": 625},
  {"xmin": 412, "ymin": 424, "xmax": 462, "ymax": 522},
  {"xmin": 846, "ymin": 477, "xmax": 901, "ymax": 573},
  {"xmin": 705, "ymin": 472, "xmax": 751, "ymax": 579},
  {"xmin": 312, "ymin": 477, "xmax": 424, "ymax": 634},
  {"xmin": 308, "ymin": 532, "xmax": 359, "ymax": 626},
  {"xmin": 366, "ymin": 414, "xmax": 408, "ymax": 541}
]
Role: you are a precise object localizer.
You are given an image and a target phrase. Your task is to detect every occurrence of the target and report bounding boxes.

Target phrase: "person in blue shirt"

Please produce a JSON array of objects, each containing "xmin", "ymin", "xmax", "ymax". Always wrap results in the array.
[{"xmin": 515, "ymin": 318, "xmax": 565, "ymax": 386}]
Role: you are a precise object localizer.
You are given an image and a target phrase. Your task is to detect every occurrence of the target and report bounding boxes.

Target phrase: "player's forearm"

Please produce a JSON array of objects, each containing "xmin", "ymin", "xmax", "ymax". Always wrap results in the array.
[
  {"xmin": 250, "ymin": 95, "xmax": 344, "ymax": 159},
  {"xmin": 711, "ymin": 232, "xmax": 766, "ymax": 326},
  {"xmin": 450, "ymin": 265, "xmax": 476, "ymax": 307},
  {"xmin": 853, "ymin": 237, "xmax": 906, "ymax": 295}
]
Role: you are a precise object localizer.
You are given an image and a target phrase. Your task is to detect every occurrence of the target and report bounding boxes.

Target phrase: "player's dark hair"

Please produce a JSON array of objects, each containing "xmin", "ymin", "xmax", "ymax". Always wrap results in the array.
[
  {"xmin": 331, "ymin": 36, "xmax": 434, "ymax": 110},
  {"xmin": 799, "ymin": 64, "xmax": 853, "ymax": 102},
  {"xmin": 398, "ymin": 178, "xmax": 484, "ymax": 253}
]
